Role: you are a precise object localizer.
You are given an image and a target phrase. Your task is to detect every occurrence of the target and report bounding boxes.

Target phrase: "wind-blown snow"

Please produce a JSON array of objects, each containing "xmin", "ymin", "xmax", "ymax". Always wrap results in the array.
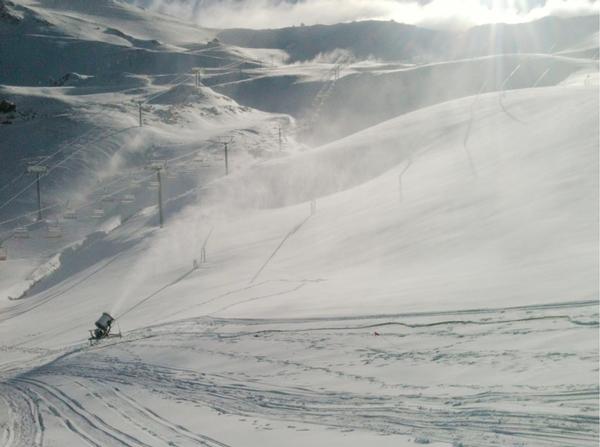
[{"xmin": 0, "ymin": 2, "xmax": 598, "ymax": 445}]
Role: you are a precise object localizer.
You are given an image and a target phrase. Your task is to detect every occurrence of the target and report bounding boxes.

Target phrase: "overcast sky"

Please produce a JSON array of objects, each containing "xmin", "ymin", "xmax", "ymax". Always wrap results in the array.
[{"xmin": 132, "ymin": 0, "xmax": 599, "ymax": 29}]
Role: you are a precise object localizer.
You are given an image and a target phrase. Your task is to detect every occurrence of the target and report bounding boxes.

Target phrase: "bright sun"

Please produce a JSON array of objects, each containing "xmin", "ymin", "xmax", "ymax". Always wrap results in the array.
[
  {"xmin": 386, "ymin": 0, "xmax": 551, "ymax": 29},
  {"xmin": 468, "ymin": 0, "xmax": 539, "ymax": 25}
]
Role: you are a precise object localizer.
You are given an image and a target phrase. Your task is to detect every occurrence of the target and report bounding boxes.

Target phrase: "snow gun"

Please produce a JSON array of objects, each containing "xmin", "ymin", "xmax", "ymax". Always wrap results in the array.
[{"xmin": 89, "ymin": 312, "xmax": 121, "ymax": 344}]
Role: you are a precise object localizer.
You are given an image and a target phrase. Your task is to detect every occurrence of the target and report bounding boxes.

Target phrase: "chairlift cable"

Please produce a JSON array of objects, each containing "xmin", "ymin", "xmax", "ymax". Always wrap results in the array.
[
  {"xmin": 0, "ymin": 172, "xmax": 25, "ymax": 195},
  {"xmin": 1, "ymin": 123, "xmax": 218, "ymax": 229},
  {"xmin": 0, "ymin": 116, "xmax": 117, "ymax": 196},
  {"xmin": 0, "ymin": 126, "xmax": 136, "ymax": 213},
  {"xmin": 0, "ymin": 170, "xmax": 156, "ymax": 228},
  {"xmin": 142, "ymin": 74, "xmax": 194, "ymax": 105},
  {"xmin": 0, "ymin": 128, "xmax": 96, "ymax": 194}
]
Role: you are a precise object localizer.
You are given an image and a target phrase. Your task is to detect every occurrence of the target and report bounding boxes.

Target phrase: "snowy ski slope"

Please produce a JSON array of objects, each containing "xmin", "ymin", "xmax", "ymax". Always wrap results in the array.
[
  {"xmin": 1, "ymin": 84, "xmax": 598, "ymax": 446},
  {"xmin": 0, "ymin": 1, "xmax": 598, "ymax": 445}
]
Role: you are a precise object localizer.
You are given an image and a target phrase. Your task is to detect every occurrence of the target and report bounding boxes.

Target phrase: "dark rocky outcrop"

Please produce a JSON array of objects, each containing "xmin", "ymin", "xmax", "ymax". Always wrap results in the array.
[{"xmin": 0, "ymin": 99, "xmax": 16, "ymax": 113}]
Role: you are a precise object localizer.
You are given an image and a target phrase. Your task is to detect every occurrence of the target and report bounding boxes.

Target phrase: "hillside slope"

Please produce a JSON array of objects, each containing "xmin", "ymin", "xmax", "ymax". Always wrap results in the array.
[
  {"xmin": 1, "ymin": 84, "xmax": 596, "ymax": 339},
  {"xmin": 0, "ymin": 0, "xmax": 257, "ymax": 86},
  {"xmin": 0, "ymin": 84, "xmax": 597, "ymax": 447},
  {"xmin": 217, "ymin": 52, "xmax": 598, "ymax": 144},
  {"xmin": 218, "ymin": 16, "xmax": 599, "ymax": 62},
  {"xmin": 0, "ymin": 3, "xmax": 598, "ymax": 445}
]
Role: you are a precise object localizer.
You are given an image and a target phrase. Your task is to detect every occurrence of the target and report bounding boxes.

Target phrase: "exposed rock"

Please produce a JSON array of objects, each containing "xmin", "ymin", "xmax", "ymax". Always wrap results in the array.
[
  {"xmin": 0, "ymin": 0, "xmax": 21, "ymax": 24},
  {"xmin": 52, "ymin": 72, "xmax": 88, "ymax": 86},
  {"xmin": 0, "ymin": 99, "xmax": 16, "ymax": 113},
  {"xmin": 205, "ymin": 37, "xmax": 221, "ymax": 48}
]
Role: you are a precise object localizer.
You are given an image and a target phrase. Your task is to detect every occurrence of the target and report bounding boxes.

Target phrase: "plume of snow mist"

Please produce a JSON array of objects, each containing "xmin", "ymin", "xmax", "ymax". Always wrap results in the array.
[{"xmin": 110, "ymin": 203, "xmax": 212, "ymax": 319}]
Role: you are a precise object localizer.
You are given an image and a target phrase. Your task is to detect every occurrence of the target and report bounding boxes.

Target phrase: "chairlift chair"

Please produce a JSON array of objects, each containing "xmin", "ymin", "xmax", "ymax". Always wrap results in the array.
[
  {"xmin": 14, "ymin": 227, "xmax": 30, "ymax": 239},
  {"xmin": 101, "ymin": 194, "xmax": 116, "ymax": 203},
  {"xmin": 92, "ymin": 208, "xmax": 105, "ymax": 219},
  {"xmin": 121, "ymin": 194, "xmax": 135, "ymax": 204},
  {"xmin": 63, "ymin": 209, "xmax": 77, "ymax": 220},
  {"xmin": 193, "ymin": 156, "xmax": 212, "ymax": 168},
  {"xmin": 147, "ymin": 160, "xmax": 167, "ymax": 170},
  {"xmin": 88, "ymin": 312, "xmax": 121, "ymax": 344},
  {"xmin": 181, "ymin": 165, "xmax": 196, "ymax": 174},
  {"xmin": 46, "ymin": 225, "xmax": 62, "ymax": 239}
]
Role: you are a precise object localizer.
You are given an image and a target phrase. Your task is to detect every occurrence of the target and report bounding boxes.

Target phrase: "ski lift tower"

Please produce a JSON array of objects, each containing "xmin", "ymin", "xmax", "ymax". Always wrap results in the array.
[
  {"xmin": 0, "ymin": 231, "xmax": 13, "ymax": 261},
  {"xmin": 278, "ymin": 125, "xmax": 283, "ymax": 151},
  {"xmin": 146, "ymin": 160, "xmax": 167, "ymax": 228},
  {"xmin": 26, "ymin": 164, "xmax": 48, "ymax": 221},
  {"xmin": 222, "ymin": 138, "xmax": 232, "ymax": 175},
  {"xmin": 138, "ymin": 101, "xmax": 144, "ymax": 127},
  {"xmin": 192, "ymin": 68, "xmax": 203, "ymax": 88},
  {"xmin": 209, "ymin": 137, "xmax": 234, "ymax": 176}
]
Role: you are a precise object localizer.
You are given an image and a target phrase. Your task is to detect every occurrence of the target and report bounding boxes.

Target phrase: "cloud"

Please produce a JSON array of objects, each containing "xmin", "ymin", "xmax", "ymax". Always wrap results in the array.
[{"xmin": 132, "ymin": 0, "xmax": 599, "ymax": 29}]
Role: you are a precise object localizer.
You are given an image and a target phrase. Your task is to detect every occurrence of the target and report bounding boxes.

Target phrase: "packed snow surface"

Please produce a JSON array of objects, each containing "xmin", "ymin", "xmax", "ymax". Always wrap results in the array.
[
  {"xmin": 1, "ymin": 84, "xmax": 597, "ymax": 446},
  {"xmin": 0, "ymin": 1, "xmax": 598, "ymax": 446}
]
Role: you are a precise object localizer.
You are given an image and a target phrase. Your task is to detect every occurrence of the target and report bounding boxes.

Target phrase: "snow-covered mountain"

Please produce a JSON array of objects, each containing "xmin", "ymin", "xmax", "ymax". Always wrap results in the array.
[
  {"xmin": 218, "ymin": 15, "xmax": 599, "ymax": 62},
  {"xmin": 0, "ymin": 1, "xmax": 598, "ymax": 446},
  {"xmin": 215, "ymin": 16, "xmax": 599, "ymax": 144}
]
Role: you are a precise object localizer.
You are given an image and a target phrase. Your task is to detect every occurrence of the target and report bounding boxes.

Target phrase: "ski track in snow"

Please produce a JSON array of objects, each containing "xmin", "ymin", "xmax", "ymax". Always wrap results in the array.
[
  {"xmin": 0, "ymin": 300, "xmax": 597, "ymax": 447},
  {"xmin": 0, "ymin": 6, "xmax": 598, "ymax": 445}
]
